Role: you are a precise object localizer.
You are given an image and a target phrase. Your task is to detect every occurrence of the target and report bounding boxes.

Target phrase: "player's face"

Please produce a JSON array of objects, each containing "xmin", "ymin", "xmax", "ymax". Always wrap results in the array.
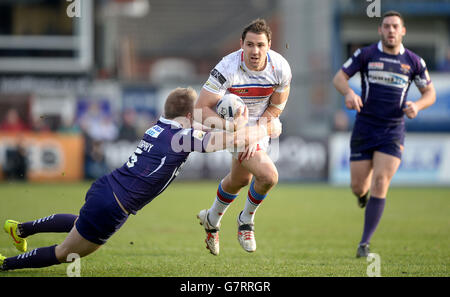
[
  {"xmin": 379, "ymin": 16, "xmax": 405, "ymax": 49},
  {"xmin": 240, "ymin": 32, "xmax": 271, "ymax": 71}
]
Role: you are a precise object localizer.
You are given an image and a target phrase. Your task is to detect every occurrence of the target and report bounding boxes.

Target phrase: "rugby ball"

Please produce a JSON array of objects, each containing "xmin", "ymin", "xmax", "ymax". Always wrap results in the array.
[{"xmin": 216, "ymin": 93, "xmax": 245, "ymax": 120}]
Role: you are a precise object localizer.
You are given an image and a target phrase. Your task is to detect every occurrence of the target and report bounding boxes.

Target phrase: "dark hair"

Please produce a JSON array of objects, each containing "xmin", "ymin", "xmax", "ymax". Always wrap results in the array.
[
  {"xmin": 381, "ymin": 10, "xmax": 405, "ymax": 26},
  {"xmin": 164, "ymin": 87, "xmax": 197, "ymax": 119},
  {"xmin": 241, "ymin": 18, "xmax": 272, "ymax": 42}
]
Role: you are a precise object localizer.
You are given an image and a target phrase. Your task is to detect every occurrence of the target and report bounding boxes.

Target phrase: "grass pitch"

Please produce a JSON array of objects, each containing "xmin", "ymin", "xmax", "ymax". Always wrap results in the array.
[{"xmin": 0, "ymin": 181, "xmax": 449, "ymax": 277}]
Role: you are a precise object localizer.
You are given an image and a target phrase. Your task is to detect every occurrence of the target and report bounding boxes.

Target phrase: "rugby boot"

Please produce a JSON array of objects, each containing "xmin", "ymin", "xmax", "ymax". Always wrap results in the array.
[
  {"xmin": 0, "ymin": 254, "xmax": 5, "ymax": 271},
  {"xmin": 197, "ymin": 209, "xmax": 220, "ymax": 256},
  {"xmin": 4, "ymin": 220, "xmax": 27, "ymax": 252},
  {"xmin": 356, "ymin": 244, "xmax": 370, "ymax": 258},
  {"xmin": 237, "ymin": 212, "xmax": 256, "ymax": 253},
  {"xmin": 357, "ymin": 193, "xmax": 369, "ymax": 208}
]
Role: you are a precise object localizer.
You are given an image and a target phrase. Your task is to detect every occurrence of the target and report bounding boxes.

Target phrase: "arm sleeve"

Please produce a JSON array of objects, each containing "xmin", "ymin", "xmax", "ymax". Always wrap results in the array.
[
  {"xmin": 274, "ymin": 58, "xmax": 292, "ymax": 93},
  {"xmin": 202, "ymin": 59, "xmax": 231, "ymax": 97},
  {"xmin": 413, "ymin": 57, "xmax": 432, "ymax": 89},
  {"xmin": 341, "ymin": 48, "xmax": 363, "ymax": 78}
]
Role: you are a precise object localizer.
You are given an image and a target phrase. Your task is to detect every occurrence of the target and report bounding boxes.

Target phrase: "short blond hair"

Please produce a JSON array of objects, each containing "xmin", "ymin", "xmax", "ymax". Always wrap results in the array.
[{"xmin": 164, "ymin": 87, "xmax": 197, "ymax": 119}]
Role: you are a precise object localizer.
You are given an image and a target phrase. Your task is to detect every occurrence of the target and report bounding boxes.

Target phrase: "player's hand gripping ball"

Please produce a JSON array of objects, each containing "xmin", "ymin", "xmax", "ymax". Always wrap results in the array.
[{"xmin": 216, "ymin": 93, "xmax": 246, "ymax": 121}]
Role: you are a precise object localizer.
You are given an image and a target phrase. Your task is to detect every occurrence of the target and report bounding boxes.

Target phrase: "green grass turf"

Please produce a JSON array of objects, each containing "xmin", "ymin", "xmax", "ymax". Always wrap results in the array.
[{"xmin": 0, "ymin": 181, "xmax": 449, "ymax": 277}]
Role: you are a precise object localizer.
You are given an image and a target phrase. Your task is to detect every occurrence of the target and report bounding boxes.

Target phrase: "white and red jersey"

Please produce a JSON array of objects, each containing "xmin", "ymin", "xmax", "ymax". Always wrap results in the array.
[{"xmin": 203, "ymin": 49, "xmax": 292, "ymax": 123}]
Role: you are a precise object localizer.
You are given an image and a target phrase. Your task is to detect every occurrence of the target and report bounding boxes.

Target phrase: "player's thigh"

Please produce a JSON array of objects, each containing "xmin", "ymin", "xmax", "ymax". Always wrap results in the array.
[
  {"xmin": 350, "ymin": 159, "xmax": 373, "ymax": 195},
  {"xmin": 370, "ymin": 151, "xmax": 401, "ymax": 197},
  {"xmin": 240, "ymin": 151, "xmax": 278, "ymax": 186},
  {"xmin": 55, "ymin": 226, "xmax": 101, "ymax": 263},
  {"xmin": 222, "ymin": 157, "xmax": 253, "ymax": 191}
]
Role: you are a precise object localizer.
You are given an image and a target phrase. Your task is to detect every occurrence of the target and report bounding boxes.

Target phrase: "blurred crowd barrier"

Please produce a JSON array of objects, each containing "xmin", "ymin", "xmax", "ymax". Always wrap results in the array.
[
  {"xmin": 1, "ymin": 74, "xmax": 450, "ymax": 185},
  {"xmin": 0, "ymin": 132, "xmax": 83, "ymax": 182},
  {"xmin": 0, "ymin": 78, "xmax": 160, "ymax": 181},
  {"xmin": 330, "ymin": 133, "xmax": 450, "ymax": 186}
]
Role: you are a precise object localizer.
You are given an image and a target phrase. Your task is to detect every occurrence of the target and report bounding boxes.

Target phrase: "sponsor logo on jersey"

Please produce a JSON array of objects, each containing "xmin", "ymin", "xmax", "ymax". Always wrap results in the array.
[
  {"xmin": 228, "ymin": 85, "xmax": 274, "ymax": 99},
  {"xmin": 248, "ymin": 75, "xmax": 267, "ymax": 80},
  {"xmin": 204, "ymin": 80, "xmax": 219, "ymax": 92},
  {"xmin": 231, "ymin": 88, "xmax": 249, "ymax": 95},
  {"xmin": 400, "ymin": 64, "xmax": 411, "ymax": 74},
  {"xmin": 414, "ymin": 75, "xmax": 429, "ymax": 89},
  {"xmin": 368, "ymin": 62, "xmax": 384, "ymax": 70},
  {"xmin": 210, "ymin": 68, "xmax": 227, "ymax": 85},
  {"xmin": 368, "ymin": 70, "xmax": 409, "ymax": 88},
  {"xmin": 146, "ymin": 125, "xmax": 164, "ymax": 138},
  {"xmin": 380, "ymin": 57, "xmax": 400, "ymax": 64}
]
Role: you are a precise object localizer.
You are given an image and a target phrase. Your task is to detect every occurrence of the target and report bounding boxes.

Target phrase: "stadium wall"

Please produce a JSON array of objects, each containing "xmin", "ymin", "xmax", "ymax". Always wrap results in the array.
[{"xmin": 329, "ymin": 133, "xmax": 450, "ymax": 186}]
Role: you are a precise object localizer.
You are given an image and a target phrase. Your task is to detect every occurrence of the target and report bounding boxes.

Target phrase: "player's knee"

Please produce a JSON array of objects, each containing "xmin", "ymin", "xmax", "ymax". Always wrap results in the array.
[
  {"xmin": 55, "ymin": 244, "xmax": 72, "ymax": 263},
  {"xmin": 55, "ymin": 243, "xmax": 98, "ymax": 263},
  {"xmin": 237, "ymin": 176, "xmax": 253, "ymax": 188},
  {"xmin": 350, "ymin": 181, "xmax": 368, "ymax": 197},
  {"xmin": 256, "ymin": 170, "xmax": 278, "ymax": 188},
  {"xmin": 372, "ymin": 174, "xmax": 390, "ymax": 193}
]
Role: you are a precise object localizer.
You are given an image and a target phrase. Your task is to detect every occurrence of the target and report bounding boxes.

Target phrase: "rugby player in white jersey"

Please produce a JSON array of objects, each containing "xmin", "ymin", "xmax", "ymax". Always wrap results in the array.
[{"xmin": 195, "ymin": 19, "xmax": 292, "ymax": 255}]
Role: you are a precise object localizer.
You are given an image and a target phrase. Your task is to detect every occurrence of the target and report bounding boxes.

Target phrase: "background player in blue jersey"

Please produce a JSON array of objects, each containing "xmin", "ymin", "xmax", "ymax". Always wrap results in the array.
[
  {"xmin": 332, "ymin": 11, "xmax": 436, "ymax": 258},
  {"xmin": 0, "ymin": 87, "xmax": 280, "ymax": 271}
]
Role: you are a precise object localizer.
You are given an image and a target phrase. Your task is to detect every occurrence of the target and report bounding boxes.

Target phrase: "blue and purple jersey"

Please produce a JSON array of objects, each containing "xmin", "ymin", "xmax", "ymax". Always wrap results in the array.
[
  {"xmin": 107, "ymin": 117, "xmax": 211, "ymax": 214},
  {"xmin": 342, "ymin": 41, "xmax": 431, "ymax": 127}
]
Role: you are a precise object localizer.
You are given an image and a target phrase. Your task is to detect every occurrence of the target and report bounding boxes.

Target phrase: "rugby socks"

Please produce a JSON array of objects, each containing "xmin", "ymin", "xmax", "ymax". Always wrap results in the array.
[
  {"xmin": 239, "ymin": 180, "xmax": 267, "ymax": 224},
  {"xmin": 360, "ymin": 196, "xmax": 386, "ymax": 245},
  {"xmin": 207, "ymin": 182, "xmax": 239, "ymax": 228},
  {"xmin": 2, "ymin": 245, "xmax": 60, "ymax": 270},
  {"xmin": 18, "ymin": 214, "xmax": 78, "ymax": 238}
]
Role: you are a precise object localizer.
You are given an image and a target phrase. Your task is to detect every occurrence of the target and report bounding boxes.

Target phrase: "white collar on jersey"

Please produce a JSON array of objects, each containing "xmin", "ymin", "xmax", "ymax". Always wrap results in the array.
[
  {"xmin": 240, "ymin": 49, "xmax": 272, "ymax": 73},
  {"xmin": 377, "ymin": 40, "xmax": 405, "ymax": 55},
  {"xmin": 159, "ymin": 116, "xmax": 183, "ymax": 128}
]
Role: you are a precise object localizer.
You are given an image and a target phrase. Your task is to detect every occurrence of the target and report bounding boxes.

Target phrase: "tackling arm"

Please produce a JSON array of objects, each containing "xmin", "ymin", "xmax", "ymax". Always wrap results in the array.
[
  {"xmin": 195, "ymin": 88, "xmax": 243, "ymax": 132},
  {"xmin": 204, "ymin": 119, "xmax": 281, "ymax": 153},
  {"xmin": 192, "ymin": 121, "xmax": 213, "ymax": 132}
]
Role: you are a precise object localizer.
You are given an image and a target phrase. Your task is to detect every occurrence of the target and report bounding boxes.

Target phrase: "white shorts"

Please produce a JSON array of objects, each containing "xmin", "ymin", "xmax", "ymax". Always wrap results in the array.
[{"xmin": 228, "ymin": 135, "xmax": 270, "ymax": 161}]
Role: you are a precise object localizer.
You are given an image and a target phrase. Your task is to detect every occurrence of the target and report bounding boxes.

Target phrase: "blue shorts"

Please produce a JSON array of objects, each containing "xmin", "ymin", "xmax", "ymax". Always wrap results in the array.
[
  {"xmin": 350, "ymin": 121, "xmax": 405, "ymax": 161},
  {"xmin": 76, "ymin": 175, "xmax": 129, "ymax": 245}
]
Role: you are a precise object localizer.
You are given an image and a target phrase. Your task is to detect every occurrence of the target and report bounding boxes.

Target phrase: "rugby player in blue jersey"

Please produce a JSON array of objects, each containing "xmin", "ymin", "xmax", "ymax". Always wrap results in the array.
[
  {"xmin": 0, "ymin": 87, "xmax": 280, "ymax": 271},
  {"xmin": 333, "ymin": 11, "xmax": 436, "ymax": 258}
]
